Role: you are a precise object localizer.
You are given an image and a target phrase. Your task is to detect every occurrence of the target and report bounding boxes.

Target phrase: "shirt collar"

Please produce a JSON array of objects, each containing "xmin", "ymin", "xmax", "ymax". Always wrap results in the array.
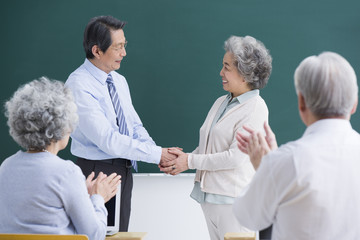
[
  {"xmin": 83, "ymin": 58, "xmax": 113, "ymax": 85},
  {"xmin": 227, "ymin": 89, "xmax": 260, "ymax": 104},
  {"xmin": 303, "ymin": 118, "xmax": 352, "ymax": 137}
]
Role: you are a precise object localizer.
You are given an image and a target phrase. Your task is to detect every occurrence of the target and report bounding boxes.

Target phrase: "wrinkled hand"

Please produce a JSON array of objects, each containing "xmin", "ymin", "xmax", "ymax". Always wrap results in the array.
[
  {"xmin": 86, "ymin": 172, "xmax": 96, "ymax": 195},
  {"xmin": 263, "ymin": 121, "xmax": 277, "ymax": 151},
  {"xmin": 236, "ymin": 122, "xmax": 278, "ymax": 170},
  {"xmin": 248, "ymin": 131, "xmax": 271, "ymax": 170},
  {"xmin": 91, "ymin": 172, "xmax": 121, "ymax": 203},
  {"xmin": 159, "ymin": 147, "xmax": 182, "ymax": 167},
  {"xmin": 159, "ymin": 148, "xmax": 189, "ymax": 175}
]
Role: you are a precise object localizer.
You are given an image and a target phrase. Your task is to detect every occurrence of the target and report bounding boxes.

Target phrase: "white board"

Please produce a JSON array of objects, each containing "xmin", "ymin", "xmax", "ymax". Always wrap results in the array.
[{"xmin": 129, "ymin": 173, "xmax": 209, "ymax": 240}]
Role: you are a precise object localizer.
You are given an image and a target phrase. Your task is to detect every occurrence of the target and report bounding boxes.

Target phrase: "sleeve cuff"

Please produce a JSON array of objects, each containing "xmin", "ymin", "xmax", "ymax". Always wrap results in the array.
[
  {"xmin": 90, "ymin": 194, "xmax": 105, "ymax": 206},
  {"xmin": 151, "ymin": 145, "xmax": 162, "ymax": 164}
]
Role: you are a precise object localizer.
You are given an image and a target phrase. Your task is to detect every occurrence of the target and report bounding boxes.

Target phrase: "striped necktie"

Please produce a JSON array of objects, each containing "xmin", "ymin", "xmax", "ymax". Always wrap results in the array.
[{"xmin": 106, "ymin": 74, "xmax": 138, "ymax": 172}]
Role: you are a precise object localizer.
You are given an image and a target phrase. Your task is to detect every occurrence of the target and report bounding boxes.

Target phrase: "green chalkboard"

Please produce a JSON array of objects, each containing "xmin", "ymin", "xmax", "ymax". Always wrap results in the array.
[{"xmin": 1, "ymin": 0, "xmax": 360, "ymax": 173}]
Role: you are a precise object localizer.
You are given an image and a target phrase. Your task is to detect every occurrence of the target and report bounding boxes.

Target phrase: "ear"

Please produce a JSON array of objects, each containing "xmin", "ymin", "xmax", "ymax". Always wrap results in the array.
[
  {"xmin": 297, "ymin": 92, "xmax": 306, "ymax": 113},
  {"xmin": 241, "ymin": 74, "xmax": 247, "ymax": 83},
  {"xmin": 298, "ymin": 92, "xmax": 312, "ymax": 126},
  {"xmin": 91, "ymin": 45, "xmax": 102, "ymax": 59},
  {"xmin": 350, "ymin": 98, "xmax": 358, "ymax": 115}
]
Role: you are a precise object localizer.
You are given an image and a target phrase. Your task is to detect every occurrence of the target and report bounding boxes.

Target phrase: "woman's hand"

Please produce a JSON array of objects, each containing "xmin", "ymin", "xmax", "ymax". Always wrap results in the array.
[
  {"xmin": 159, "ymin": 148, "xmax": 189, "ymax": 175},
  {"xmin": 86, "ymin": 172, "xmax": 96, "ymax": 195},
  {"xmin": 90, "ymin": 172, "xmax": 121, "ymax": 203}
]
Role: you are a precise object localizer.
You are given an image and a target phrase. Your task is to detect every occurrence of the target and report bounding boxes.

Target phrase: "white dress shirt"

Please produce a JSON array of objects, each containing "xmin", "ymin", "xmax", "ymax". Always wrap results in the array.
[
  {"xmin": 65, "ymin": 59, "xmax": 161, "ymax": 164},
  {"xmin": 233, "ymin": 119, "xmax": 360, "ymax": 240}
]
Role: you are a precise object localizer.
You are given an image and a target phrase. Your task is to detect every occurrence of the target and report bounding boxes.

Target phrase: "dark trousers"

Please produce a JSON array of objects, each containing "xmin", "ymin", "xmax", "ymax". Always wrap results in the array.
[
  {"xmin": 77, "ymin": 157, "xmax": 133, "ymax": 232},
  {"xmin": 260, "ymin": 225, "xmax": 272, "ymax": 240}
]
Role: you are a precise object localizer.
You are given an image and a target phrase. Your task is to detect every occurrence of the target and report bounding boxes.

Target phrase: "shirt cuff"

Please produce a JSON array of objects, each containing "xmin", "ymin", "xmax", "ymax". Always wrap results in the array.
[{"xmin": 150, "ymin": 145, "xmax": 162, "ymax": 164}]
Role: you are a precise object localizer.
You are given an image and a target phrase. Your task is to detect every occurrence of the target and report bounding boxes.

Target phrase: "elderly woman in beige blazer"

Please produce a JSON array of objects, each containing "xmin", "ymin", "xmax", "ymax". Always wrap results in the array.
[{"xmin": 160, "ymin": 35, "xmax": 272, "ymax": 240}]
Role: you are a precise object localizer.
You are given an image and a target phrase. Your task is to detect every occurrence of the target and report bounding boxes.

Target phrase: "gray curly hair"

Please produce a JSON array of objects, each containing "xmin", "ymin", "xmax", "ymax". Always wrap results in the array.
[
  {"xmin": 5, "ymin": 77, "xmax": 78, "ymax": 151},
  {"xmin": 224, "ymin": 36, "xmax": 272, "ymax": 89}
]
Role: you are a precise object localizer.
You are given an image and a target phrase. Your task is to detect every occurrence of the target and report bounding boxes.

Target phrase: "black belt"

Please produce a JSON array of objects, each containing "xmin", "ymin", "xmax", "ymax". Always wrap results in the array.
[{"xmin": 102, "ymin": 158, "xmax": 132, "ymax": 168}]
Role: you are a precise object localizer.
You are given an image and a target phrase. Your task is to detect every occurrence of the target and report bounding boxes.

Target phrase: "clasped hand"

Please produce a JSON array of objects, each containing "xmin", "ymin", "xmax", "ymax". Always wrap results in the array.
[{"xmin": 159, "ymin": 147, "xmax": 188, "ymax": 175}]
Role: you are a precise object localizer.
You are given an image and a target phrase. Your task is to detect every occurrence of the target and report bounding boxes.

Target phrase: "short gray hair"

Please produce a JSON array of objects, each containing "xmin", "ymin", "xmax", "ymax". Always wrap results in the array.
[
  {"xmin": 294, "ymin": 52, "xmax": 358, "ymax": 118},
  {"xmin": 224, "ymin": 36, "xmax": 272, "ymax": 89},
  {"xmin": 5, "ymin": 77, "xmax": 78, "ymax": 150}
]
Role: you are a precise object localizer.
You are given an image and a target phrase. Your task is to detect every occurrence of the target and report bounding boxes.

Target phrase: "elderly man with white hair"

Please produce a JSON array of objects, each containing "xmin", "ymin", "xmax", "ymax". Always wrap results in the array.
[{"xmin": 234, "ymin": 51, "xmax": 360, "ymax": 240}]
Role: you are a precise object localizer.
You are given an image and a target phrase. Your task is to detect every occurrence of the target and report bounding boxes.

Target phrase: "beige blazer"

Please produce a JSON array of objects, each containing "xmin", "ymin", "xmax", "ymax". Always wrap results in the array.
[{"xmin": 188, "ymin": 94, "xmax": 268, "ymax": 197}]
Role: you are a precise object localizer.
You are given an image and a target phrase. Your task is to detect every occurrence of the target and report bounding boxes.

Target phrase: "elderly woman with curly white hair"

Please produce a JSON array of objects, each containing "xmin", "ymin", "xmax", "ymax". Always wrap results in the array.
[
  {"xmin": 0, "ymin": 77, "xmax": 121, "ymax": 240},
  {"xmin": 160, "ymin": 35, "xmax": 272, "ymax": 240}
]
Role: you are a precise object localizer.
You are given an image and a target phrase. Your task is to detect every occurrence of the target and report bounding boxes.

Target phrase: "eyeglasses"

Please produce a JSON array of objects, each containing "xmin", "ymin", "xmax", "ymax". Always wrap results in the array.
[{"xmin": 112, "ymin": 41, "xmax": 128, "ymax": 52}]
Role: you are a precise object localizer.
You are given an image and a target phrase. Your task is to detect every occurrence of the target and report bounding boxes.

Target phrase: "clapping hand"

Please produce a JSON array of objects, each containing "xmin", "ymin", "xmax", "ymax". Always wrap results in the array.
[
  {"xmin": 86, "ymin": 172, "xmax": 121, "ymax": 203},
  {"xmin": 86, "ymin": 172, "xmax": 96, "ymax": 195},
  {"xmin": 236, "ymin": 122, "xmax": 278, "ymax": 170}
]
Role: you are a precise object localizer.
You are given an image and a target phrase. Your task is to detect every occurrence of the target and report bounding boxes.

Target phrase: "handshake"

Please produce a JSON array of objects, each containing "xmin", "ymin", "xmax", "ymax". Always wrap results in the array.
[{"xmin": 158, "ymin": 147, "xmax": 188, "ymax": 175}]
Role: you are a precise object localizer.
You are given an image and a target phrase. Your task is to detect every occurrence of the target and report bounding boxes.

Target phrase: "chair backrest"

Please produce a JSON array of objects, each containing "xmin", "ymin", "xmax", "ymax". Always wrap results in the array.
[
  {"xmin": 224, "ymin": 232, "xmax": 256, "ymax": 240},
  {"xmin": 0, "ymin": 234, "xmax": 88, "ymax": 240}
]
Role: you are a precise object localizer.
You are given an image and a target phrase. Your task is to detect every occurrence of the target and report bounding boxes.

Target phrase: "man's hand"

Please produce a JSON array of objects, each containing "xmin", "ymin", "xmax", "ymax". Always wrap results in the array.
[
  {"xmin": 247, "ymin": 131, "xmax": 270, "ymax": 170},
  {"xmin": 236, "ymin": 122, "xmax": 278, "ymax": 170},
  {"xmin": 263, "ymin": 121, "xmax": 278, "ymax": 151},
  {"xmin": 159, "ymin": 148, "xmax": 189, "ymax": 175},
  {"xmin": 159, "ymin": 147, "xmax": 183, "ymax": 167}
]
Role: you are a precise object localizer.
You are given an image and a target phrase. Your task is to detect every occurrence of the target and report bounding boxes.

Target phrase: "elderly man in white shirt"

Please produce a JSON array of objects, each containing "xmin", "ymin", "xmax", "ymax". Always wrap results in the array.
[{"xmin": 234, "ymin": 51, "xmax": 360, "ymax": 240}]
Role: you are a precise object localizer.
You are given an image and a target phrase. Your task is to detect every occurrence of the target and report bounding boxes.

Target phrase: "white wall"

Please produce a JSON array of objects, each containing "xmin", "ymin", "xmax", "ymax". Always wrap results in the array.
[{"xmin": 129, "ymin": 173, "xmax": 209, "ymax": 240}]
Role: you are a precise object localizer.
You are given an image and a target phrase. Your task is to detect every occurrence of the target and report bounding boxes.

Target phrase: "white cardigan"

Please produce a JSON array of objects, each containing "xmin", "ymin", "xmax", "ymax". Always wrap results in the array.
[{"xmin": 188, "ymin": 94, "xmax": 268, "ymax": 197}]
